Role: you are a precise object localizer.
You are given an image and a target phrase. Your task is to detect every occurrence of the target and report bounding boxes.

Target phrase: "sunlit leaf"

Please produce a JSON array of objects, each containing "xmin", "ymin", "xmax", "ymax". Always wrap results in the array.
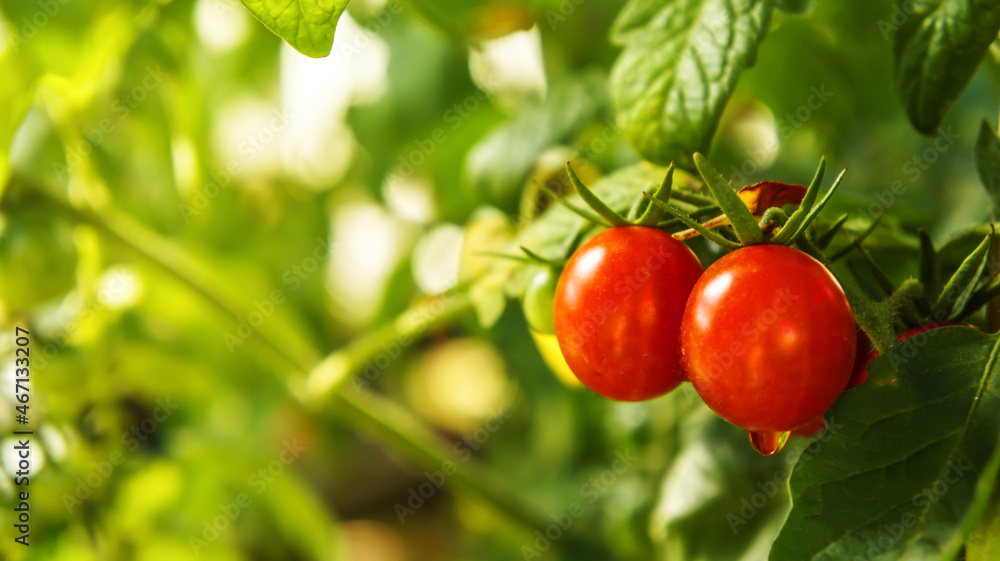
[
  {"xmin": 610, "ymin": 0, "xmax": 773, "ymax": 166},
  {"xmin": 240, "ymin": 0, "xmax": 351, "ymax": 57}
]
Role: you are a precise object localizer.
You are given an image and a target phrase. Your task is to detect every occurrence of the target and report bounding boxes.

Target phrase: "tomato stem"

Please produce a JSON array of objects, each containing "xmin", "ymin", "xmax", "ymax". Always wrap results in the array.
[
  {"xmin": 642, "ymin": 193, "xmax": 741, "ymax": 249},
  {"xmin": 813, "ymin": 212, "xmax": 849, "ymax": 250},
  {"xmin": 537, "ymin": 181, "xmax": 611, "ymax": 227},
  {"xmin": 828, "ymin": 213, "xmax": 883, "ymax": 261}
]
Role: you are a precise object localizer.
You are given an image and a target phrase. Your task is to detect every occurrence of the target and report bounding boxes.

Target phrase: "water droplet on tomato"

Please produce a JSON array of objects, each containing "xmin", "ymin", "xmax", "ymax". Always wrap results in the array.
[{"xmin": 748, "ymin": 430, "xmax": 790, "ymax": 456}]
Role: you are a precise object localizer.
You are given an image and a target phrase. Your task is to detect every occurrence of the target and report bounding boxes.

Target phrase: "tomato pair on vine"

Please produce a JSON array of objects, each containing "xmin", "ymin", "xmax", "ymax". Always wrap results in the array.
[{"xmin": 538, "ymin": 154, "xmax": 863, "ymax": 453}]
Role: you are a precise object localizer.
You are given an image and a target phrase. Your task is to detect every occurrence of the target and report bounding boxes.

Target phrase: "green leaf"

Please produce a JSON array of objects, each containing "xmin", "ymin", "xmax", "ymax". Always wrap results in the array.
[
  {"xmin": 471, "ymin": 274, "xmax": 508, "ymax": 328},
  {"xmin": 539, "ymin": 182, "xmax": 612, "ymax": 227},
  {"xmin": 239, "ymin": 0, "xmax": 350, "ymax": 58},
  {"xmin": 892, "ymin": 0, "xmax": 1000, "ymax": 134},
  {"xmin": 771, "ymin": 326, "xmax": 1000, "ymax": 561},
  {"xmin": 610, "ymin": 0, "xmax": 773, "ymax": 166},
  {"xmin": 975, "ymin": 120, "xmax": 1000, "ymax": 215}
]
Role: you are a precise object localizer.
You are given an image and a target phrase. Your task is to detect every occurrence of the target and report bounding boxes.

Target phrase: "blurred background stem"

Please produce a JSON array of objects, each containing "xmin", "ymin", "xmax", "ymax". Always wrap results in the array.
[{"xmin": 4, "ymin": 176, "xmax": 603, "ymax": 555}]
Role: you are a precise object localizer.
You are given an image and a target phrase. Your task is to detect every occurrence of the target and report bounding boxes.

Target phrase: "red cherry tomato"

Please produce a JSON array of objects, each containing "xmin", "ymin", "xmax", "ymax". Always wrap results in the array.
[
  {"xmin": 681, "ymin": 244, "xmax": 856, "ymax": 432},
  {"xmin": 791, "ymin": 416, "xmax": 827, "ymax": 438},
  {"xmin": 553, "ymin": 226, "xmax": 703, "ymax": 401},
  {"xmin": 856, "ymin": 322, "xmax": 969, "ymax": 385}
]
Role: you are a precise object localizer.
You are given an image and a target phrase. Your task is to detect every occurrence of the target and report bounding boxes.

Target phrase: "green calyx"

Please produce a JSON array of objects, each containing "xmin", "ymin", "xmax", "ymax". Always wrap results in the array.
[{"xmin": 551, "ymin": 155, "xmax": 849, "ymax": 251}]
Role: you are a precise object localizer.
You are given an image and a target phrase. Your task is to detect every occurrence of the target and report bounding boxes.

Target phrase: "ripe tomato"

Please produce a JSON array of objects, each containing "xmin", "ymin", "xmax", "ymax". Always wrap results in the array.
[
  {"xmin": 855, "ymin": 322, "xmax": 969, "ymax": 385},
  {"xmin": 681, "ymin": 244, "xmax": 856, "ymax": 432},
  {"xmin": 553, "ymin": 226, "xmax": 703, "ymax": 401},
  {"xmin": 791, "ymin": 416, "xmax": 826, "ymax": 438}
]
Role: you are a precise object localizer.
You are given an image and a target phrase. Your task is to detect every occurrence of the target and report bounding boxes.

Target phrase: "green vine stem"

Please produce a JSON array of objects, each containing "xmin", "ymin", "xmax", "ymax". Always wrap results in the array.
[
  {"xmin": 6, "ymin": 177, "xmax": 590, "ymax": 551},
  {"xmin": 303, "ymin": 290, "xmax": 473, "ymax": 402}
]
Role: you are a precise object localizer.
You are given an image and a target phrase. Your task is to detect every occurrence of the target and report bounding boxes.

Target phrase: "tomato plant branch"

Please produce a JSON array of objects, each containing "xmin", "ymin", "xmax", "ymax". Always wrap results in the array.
[
  {"xmin": 813, "ymin": 213, "xmax": 849, "ymax": 250},
  {"xmin": 537, "ymin": 182, "xmax": 611, "ymax": 227},
  {"xmin": 642, "ymin": 194, "xmax": 740, "ymax": 249},
  {"xmin": 6, "ymin": 177, "xmax": 589, "ymax": 552},
  {"xmin": 303, "ymin": 289, "xmax": 474, "ymax": 402},
  {"xmin": 827, "ymin": 213, "xmax": 883, "ymax": 261}
]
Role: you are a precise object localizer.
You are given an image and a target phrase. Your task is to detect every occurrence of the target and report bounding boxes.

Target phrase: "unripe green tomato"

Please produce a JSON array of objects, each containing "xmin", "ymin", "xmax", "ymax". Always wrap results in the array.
[
  {"xmin": 522, "ymin": 267, "xmax": 557, "ymax": 334},
  {"xmin": 530, "ymin": 329, "xmax": 582, "ymax": 389}
]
